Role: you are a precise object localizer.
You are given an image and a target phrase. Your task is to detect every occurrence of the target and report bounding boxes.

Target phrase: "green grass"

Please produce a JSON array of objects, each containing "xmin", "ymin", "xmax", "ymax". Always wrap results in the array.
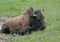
[
  {"xmin": 0, "ymin": 0, "xmax": 44, "ymax": 16},
  {"xmin": 0, "ymin": 0, "xmax": 60, "ymax": 42}
]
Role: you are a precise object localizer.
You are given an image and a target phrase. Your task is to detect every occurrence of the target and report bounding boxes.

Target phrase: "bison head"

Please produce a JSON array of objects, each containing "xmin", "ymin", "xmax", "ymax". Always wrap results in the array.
[{"xmin": 30, "ymin": 9, "xmax": 46, "ymax": 31}]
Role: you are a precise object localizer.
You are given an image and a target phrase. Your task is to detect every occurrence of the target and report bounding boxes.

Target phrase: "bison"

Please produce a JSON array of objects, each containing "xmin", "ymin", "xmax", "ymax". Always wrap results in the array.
[{"xmin": 0, "ymin": 7, "xmax": 46, "ymax": 35}]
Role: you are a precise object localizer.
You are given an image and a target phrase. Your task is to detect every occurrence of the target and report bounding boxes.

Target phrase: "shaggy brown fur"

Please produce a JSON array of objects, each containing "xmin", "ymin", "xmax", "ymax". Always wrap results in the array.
[{"xmin": 1, "ymin": 7, "xmax": 34, "ymax": 35}]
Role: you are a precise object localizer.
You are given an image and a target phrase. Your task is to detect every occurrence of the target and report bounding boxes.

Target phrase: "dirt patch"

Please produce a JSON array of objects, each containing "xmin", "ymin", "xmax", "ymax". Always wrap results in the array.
[{"xmin": 0, "ymin": 34, "xmax": 9, "ymax": 42}]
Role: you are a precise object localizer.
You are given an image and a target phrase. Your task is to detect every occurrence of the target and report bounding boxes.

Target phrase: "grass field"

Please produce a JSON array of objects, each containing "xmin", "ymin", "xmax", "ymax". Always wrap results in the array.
[{"xmin": 0, "ymin": 0, "xmax": 60, "ymax": 42}]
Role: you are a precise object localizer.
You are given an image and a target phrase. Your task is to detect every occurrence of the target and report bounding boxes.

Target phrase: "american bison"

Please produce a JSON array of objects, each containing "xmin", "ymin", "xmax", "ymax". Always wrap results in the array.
[
  {"xmin": 0, "ymin": 7, "xmax": 34, "ymax": 35},
  {"xmin": 0, "ymin": 7, "xmax": 46, "ymax": 35}
]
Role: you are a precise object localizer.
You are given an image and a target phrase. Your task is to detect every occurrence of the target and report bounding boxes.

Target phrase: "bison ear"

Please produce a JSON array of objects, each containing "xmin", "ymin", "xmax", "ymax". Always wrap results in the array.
[{"xmin": 28, "ymin": 7, "xmax": 34, "ymax": 16}]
